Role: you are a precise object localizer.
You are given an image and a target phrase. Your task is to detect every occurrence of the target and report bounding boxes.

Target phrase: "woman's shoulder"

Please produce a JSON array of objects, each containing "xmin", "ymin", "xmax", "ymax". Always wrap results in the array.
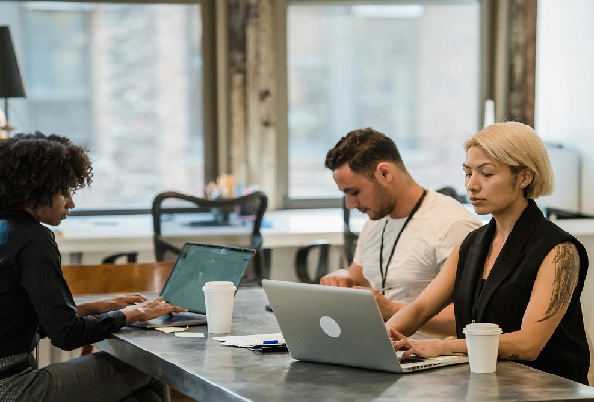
[
  {"xmin": 1, "ymin": 209, "xmax": 56, "ymax": 246},
  {"xmin": 534, "ymin": 218, "xmax": 587, "ymax": 261}
]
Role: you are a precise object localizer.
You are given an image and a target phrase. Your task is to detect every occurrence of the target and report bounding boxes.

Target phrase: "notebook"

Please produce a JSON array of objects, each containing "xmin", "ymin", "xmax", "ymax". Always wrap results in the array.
[
  {"xmin": 132, "ymin": 242, "xmax": 255, "ymax": 328},
  {"xmin": 262, "ymin": 279, "xmax": 468, "ymax": 373}
]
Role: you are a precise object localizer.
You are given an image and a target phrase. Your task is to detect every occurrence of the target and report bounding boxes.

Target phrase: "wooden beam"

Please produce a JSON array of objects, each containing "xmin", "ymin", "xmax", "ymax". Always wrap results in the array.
[
  {"xmin": 506, "ymin": 0, "xmax": 537, "ymax": 126},
  {"xmin": 226, "ymin": 0, "xmax": 278, "ymax": 206}
]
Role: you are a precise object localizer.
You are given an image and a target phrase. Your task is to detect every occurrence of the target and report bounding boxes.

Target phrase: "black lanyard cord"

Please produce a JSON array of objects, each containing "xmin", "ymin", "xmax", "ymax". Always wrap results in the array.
[{"xmin": 379, "ymin": 188, "xmax": 427, "ymax": 295}]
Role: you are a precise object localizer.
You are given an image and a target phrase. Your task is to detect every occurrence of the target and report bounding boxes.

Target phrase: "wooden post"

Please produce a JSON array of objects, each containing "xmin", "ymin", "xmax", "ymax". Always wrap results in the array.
[
  {"xmin": 506, "ymin": 0, "xmax": 537, "ymax": 126},
  {"xmin": 227, "ymin": 0, "xmax": 277, "ymax": 206}
]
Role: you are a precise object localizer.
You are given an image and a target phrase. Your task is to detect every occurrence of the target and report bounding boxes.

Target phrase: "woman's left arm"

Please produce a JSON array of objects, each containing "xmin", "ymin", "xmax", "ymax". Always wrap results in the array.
[
  {"xmin": 497, "ymin": 242, "xmax": 581, "ymax": 361},
  {"xmin": 76, "ymin": 294, "xmax": 148, "ymax": 316}
]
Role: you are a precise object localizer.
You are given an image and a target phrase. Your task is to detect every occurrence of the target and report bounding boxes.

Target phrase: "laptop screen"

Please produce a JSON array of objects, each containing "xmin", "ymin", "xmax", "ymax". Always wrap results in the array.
[{"xmin": 160, "ymin": 242, "xmax": 255, "ymax": 314}]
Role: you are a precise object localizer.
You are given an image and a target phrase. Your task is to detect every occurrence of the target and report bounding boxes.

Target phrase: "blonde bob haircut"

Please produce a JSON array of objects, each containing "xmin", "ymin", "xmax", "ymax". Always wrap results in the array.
[{"xmin": 464, "ymin": 121, "xmax": 554, "ymax": 199}]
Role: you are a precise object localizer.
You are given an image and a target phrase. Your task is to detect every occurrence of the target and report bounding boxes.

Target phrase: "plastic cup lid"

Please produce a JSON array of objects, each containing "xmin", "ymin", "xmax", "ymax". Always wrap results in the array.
[
  {"xmin": 463, "ymin": 322, "xmax": 502, "ymax": 335},
  {"xmin": 203, "ymin": 281, "xmax": 236, "ymax": 290}
]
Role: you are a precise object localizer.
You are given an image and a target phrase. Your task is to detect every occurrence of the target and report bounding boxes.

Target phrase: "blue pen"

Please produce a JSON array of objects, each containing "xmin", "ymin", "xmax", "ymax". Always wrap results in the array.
[{"xmin": 262, "ymin": 340, "xmax": 279, "ymax": 344}]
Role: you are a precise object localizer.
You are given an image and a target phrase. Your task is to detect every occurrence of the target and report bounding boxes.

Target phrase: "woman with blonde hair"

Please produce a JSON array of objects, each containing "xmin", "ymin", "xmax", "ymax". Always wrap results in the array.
[{"xmin": 386, "ymin": 121, "xmax": 590, "ymax": 384}]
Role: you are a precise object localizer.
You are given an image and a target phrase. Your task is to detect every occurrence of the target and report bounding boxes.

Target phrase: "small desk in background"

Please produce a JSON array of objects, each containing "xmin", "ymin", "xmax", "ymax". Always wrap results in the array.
[
  {"xmin": 53, "ymin": 208, "xmax": 368, "ymax": 263},
  {"xmin": 53, "ymin": 209, "xmax": 594, "ymax": 262},
  {"xmin": 86, "ymin": 288, "xmax": 594, "ymax": 402}
]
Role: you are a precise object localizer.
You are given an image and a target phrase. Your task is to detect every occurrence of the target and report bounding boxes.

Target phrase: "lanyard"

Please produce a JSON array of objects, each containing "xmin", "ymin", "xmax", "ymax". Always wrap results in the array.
[{"xmin": 379, "ymin": 188, "xmax": 427, "ymax": 295}]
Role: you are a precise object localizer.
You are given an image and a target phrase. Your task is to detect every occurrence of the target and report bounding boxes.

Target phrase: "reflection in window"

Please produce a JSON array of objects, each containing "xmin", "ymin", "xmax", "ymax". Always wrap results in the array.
[
  {"xmin": 1, "ymin": 2, "xmax": 203, "ymax": 210},
  {"xmin": 287, "ymin": 3, "xmax": 480, "ymax": 199}
]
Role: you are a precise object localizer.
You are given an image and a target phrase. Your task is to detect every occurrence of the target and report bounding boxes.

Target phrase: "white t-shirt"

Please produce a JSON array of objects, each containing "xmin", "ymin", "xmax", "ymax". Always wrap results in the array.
[{"xmin": 353, "ymin": 189, "xmax": 482, "ymax": 304}]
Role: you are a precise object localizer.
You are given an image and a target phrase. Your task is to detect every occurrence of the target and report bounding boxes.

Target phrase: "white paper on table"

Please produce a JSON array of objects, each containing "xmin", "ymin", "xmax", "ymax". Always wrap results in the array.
[
  {"xmin": 212, "ymin": 332, "xmax": 285, "ymax": 347},
  {"xmin": 175, "ymin": 332, "xmax": 206, "ymax": 338}
]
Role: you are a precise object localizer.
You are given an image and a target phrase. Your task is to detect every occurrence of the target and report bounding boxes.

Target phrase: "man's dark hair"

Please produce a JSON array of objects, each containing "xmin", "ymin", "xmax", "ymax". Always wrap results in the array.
[
  {"xmin": 0, "ymin": 132, "xmax": 93, "ymax": 210},
  {"xmin": 325, "ymin": 128, "xmax": 404, "ymax": 178}
]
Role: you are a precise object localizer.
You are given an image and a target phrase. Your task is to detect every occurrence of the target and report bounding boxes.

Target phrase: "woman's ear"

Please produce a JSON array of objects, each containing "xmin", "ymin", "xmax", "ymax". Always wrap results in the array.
[{"xmin": 520, "ymin": 168, "xmax": 534, "ymax": 188}]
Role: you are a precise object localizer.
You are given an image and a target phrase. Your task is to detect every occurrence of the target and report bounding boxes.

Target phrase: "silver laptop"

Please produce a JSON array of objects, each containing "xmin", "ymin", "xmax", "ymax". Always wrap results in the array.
[
  {"xmin": 133, "ymin": 242, "xmax": 255, "ymax": 328},
  {"xmin": 262, "ymin": 279, "xmax": 468, "ymax": 373}
]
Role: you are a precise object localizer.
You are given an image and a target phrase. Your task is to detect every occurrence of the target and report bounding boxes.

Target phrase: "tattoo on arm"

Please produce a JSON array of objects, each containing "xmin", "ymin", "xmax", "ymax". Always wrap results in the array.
[{"xmin": 537, "ymin": 243, "xmax": 579, "ymax": 323}]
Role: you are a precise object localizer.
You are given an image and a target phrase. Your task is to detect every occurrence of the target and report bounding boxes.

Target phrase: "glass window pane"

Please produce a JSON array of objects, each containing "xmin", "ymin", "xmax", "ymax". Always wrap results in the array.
[
  {"xmin": 287, "ymin": 2, "xmax": 480, "ymax": 199},
  {"xmin": 1, "ymin": 1, "xmax": 204, "ymax": 210}
]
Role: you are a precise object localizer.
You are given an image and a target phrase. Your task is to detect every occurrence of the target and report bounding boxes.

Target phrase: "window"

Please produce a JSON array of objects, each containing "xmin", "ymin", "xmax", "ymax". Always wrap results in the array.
[
  {"xmin": 535, "ymin": 0, "xmax": 594, "ymax": 215},
  {"xmin": 285, "ymin": 2, "xmax": 481, "ymax": 203},
  {"xmin": 0, "ymin": 1, "xmax": 206, "ymax": 212}
]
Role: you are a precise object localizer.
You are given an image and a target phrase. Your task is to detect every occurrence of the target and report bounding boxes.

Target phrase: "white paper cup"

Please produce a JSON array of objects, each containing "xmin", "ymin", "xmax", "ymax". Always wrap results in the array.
[
  {"xmin": 463, "ymin": 323, "xmax": 502, "ymax": 373},
  {"xmin": 203, "ymin": 281, "xmax": 237, "ymax": 334}
]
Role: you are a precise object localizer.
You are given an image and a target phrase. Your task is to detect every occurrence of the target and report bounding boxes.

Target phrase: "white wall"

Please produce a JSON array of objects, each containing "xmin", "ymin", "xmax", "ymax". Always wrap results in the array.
[
  {"xmin": 536, "ymin": 4, "xmax": 594, "ymax": 381},
  {"xmin": 535, "ymin": 0, "xmax": 594, "ymax": 215}
]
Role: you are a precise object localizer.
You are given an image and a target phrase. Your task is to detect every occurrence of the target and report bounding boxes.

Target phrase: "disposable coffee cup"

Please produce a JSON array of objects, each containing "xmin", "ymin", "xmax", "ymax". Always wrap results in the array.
[
  {"xmin": 463, "ymin": 323, "xmax": 502, "ymax": 373},
  {"xmin": 203, "ymin": 281, "xmax": 237, "ymax": 334}
]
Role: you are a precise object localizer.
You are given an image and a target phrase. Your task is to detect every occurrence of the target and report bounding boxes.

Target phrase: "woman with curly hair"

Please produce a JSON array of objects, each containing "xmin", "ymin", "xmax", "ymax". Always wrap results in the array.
[{"xmin": 0, "ymin": 132, "xmax": 186, "ymax": 401}]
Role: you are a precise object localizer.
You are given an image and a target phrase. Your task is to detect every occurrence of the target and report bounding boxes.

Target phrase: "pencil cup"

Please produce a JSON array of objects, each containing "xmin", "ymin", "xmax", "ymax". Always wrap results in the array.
[
  {"xmin": 203, "ymin": 281, "xmax": 237, "ymax": 334},
  {"xmin": 463, "ymin": 323, "xmax": 502, "ymax": 373}
]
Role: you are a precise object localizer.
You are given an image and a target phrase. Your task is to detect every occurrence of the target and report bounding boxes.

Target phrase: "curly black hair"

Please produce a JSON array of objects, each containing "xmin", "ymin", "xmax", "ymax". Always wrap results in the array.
[
  {"xmin": 325, "ymin": 127, "xmax": 405, "ymax": 178},
  {"xmin": 0, "ymin": 132, "xmax": 93, "ymax": 210}
]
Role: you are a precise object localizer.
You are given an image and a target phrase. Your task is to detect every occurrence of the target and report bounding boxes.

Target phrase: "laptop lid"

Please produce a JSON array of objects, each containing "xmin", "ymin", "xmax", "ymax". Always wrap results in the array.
[
  {"xmin": 262, "ymin": 279, "xmax": 468, "ymax": 373},
  {"xmin": 160, "ymin": 242, "xmax": 255, "ymax": 314}
]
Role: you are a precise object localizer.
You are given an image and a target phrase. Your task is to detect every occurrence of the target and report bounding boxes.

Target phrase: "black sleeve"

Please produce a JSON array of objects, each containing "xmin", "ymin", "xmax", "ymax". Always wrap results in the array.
[{"xmin": 18, "ymin": 226, "xmax": 127, "ymax": 351}]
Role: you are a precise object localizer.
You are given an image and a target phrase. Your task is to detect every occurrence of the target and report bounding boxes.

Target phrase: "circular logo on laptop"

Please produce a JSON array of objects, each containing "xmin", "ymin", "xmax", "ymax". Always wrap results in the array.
[{"xmin": 320, "ymin": 316, "xmax": 341, "ymax": 337}]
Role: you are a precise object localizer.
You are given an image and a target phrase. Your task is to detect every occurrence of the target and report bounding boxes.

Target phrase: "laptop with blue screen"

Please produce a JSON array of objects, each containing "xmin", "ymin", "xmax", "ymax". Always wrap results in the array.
[{"xmin": 132, "ymin": 242, "xmax": 255, "ymax": 328}]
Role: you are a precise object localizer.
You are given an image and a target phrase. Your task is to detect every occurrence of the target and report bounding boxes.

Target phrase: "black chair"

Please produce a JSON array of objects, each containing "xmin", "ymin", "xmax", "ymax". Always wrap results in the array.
[
  {"xmin": 152, "ymin": 191, "xmax": 269, "ymax": 285},
  {"xmin": 294, "ymin": 241, "xmax": 330, "ymax": 284},
  {"xmin": 101, "ymin": 252, "xmax": 138, "ymax": 264},
  {"xmin": 341, "ymin": 196, "xmax": 359, "ymax": 266},
  {"xmin": 294, "ymin": 196, "xmax": 359, "ymax": 283},
  {"xmin": 436, "ymin": 185, "xmax": 468, "ymax": 203}
]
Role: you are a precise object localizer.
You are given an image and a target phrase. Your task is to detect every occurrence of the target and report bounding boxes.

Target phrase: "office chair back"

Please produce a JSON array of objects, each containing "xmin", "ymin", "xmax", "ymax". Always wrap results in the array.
[
  {"xmin": 294, "ymin": 241, "xmax": 330, "ymax": 284},
  {"xmin": 436, "ymin": 185, "xmax": 468, "ymax": 203},
  {"xmin": 151, "ymin": 190, "xmax": 269, "ymax": 284},
  {"xmin": 342, "ymin": 196, "xmax": 359, "ymax": 266},
  {"xmin": 294, "ymin": 197, "xmax": 359, "ymax": 283}
]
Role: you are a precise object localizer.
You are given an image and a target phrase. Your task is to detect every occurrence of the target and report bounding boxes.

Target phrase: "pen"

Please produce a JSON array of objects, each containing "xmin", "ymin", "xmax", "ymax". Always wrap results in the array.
[{"xmin": 262, "ymin": 340, "xmax": 279, "ymax": 344}]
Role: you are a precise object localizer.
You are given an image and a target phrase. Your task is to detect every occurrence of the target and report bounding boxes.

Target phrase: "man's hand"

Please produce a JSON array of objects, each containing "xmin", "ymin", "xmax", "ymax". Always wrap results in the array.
[{"xmin": 320, "ymin": 269, "xmax": 354, "ymax": 287}]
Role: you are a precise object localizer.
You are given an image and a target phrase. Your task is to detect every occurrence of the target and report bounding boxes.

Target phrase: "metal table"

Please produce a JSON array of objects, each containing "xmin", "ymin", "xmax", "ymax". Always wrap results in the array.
[{"xmin": 93, "ymin": 288, "xmax": 594, "ymax": 401}]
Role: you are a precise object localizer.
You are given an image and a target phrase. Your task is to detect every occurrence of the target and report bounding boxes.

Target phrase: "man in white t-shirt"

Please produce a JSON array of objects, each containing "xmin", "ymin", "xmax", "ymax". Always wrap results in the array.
[{"xmin": 320, "ymin": 128, "xmax": 482, "ymax": 338}]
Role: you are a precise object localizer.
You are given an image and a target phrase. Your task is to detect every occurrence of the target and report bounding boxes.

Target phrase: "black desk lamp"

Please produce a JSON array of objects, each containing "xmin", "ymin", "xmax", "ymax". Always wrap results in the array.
[{"xmin": 0, "ymin": 26, "xmax": 26, "ymax": 135}]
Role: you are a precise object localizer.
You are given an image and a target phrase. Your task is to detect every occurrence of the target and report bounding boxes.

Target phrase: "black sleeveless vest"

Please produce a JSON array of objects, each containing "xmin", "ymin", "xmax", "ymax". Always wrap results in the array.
[{"xmin": 454, "ymin": 200, "xmax": 590, "ymax": 384}]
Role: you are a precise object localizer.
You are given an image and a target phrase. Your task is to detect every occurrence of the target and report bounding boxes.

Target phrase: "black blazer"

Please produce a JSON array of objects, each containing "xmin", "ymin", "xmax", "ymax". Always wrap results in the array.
[{"xmin": 454, "ymin": 200, "xmax": 590, "ymax": 384}]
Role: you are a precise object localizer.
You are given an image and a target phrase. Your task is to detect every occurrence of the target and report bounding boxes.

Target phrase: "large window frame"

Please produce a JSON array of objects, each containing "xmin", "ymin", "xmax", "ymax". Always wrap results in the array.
[
  {"xmin": 274, "ymin": 0, "xmax": 496, "ymax": 209},
  {"xmin": 2, "ymin": 0, "xmax": 498, "ymax": 213},
  {"xmin": 1, "ymin": 0, "xmax": 217, "ymax": 216}
]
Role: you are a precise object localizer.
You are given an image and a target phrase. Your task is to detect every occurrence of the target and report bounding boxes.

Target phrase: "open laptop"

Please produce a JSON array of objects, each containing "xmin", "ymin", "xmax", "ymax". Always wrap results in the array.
[
  {"xmin": 262, "ymin": 279, "xmax": 468, "ymax": 373},
  {"xmin": 132, "ymin": 242, "xmax": 255, "ymax": 328}
]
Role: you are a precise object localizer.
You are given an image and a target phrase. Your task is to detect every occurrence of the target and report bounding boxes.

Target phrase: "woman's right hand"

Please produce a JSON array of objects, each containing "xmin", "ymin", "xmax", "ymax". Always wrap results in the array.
[
  {"xmin": 122, "ymin": 297, "xmax": 187, "ymax": 325},
  {"xmin": 387, "ymin": 326, "xmax": 448, "ymax": 360}
]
